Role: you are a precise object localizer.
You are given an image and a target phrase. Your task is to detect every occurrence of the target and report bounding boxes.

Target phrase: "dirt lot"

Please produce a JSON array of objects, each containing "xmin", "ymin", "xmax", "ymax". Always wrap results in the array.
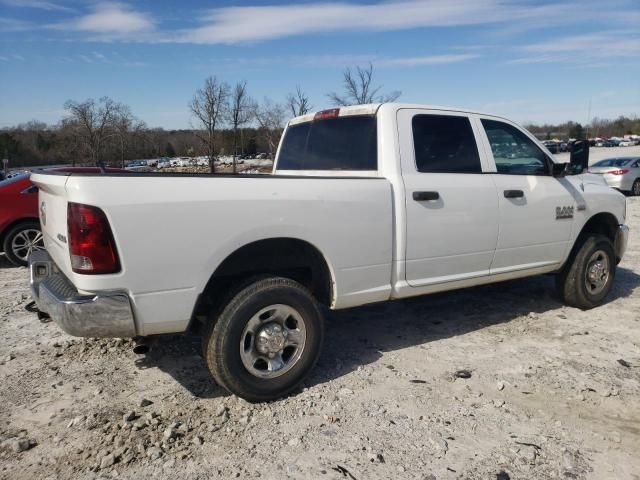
[{"xmin": 1, "ymin": 200, "xmax": 639, "ymax": 480}]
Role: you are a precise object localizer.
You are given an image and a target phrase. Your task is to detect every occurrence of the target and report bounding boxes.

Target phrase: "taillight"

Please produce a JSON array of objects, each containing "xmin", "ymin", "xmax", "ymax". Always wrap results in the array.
[
  {"xmin": 67, "ymin": 202, "xmax": 120, "ymax": 274},
  {"xmin": 610, "ymin": 169, "xmax": 629, "ymax": 175},
  {"xmin": 314, "ymin": 108, "xmax": 340, "ymax": 120}
]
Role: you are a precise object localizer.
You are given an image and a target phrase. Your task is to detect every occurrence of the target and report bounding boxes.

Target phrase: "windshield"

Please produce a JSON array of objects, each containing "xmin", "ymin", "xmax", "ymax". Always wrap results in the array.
[
  {"xmin": 592, "ymin": 158, "xmax": 631, "ymax": 167},
  {"xmin": 0, "ymin": 173, "xmax": 30, "ymax": 187},
  {"xmin": 277, "ymin": 115, "xmax": 377, "ymax": 170}
]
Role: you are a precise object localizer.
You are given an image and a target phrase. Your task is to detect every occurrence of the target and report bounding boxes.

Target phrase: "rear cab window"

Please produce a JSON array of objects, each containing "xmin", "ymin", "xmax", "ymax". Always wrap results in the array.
[
  {"xmin": 411, "ymin": 114, "xmax": 482, "ymax": 173},
  {"xmin": 276, "ymin": 115, "xmax": 377, "ymax": 172}
]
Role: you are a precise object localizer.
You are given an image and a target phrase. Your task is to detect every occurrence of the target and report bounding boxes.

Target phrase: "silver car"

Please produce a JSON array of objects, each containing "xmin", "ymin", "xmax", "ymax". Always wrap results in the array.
[{"xmin": 589, "ymin": 157, "xmax": 640, "ymax": 196}]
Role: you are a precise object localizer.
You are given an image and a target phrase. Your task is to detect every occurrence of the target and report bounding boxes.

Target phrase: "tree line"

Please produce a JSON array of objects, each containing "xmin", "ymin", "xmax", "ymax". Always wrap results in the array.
[
  {"xmin": 524, "ymin": 116, "xmax": 640, "ymax": 141},
  {"xmin": 2, "ymin": 63, "xmax": 637, "ymax": 169},
  {"xmin": 1, "ymin": 64, "xmax": 401, "ymax": 170}
]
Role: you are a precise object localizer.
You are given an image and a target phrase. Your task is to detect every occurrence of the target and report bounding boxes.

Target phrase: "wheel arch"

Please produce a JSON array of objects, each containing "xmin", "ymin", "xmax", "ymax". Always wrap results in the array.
[
  {"xmin": 191, "ymin": 237, "xmax": 336, "ymax": 328},
  {"xmin": 578, "ymin": 212, "xmax": 618, "ymax": 244},
  {"xmin": 565, "ymin": 211, "xmax": 620, "ymax": 267}
]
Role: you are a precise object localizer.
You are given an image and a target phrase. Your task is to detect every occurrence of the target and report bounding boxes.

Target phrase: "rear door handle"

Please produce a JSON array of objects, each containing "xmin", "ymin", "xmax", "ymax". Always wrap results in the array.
[
  {"xmin": 504, "ymin": 189, "xmax": 524, "ymax": 199},
  {"xmin": 413, "ymin": 191, "xmax": 440, "ymax": 201}
]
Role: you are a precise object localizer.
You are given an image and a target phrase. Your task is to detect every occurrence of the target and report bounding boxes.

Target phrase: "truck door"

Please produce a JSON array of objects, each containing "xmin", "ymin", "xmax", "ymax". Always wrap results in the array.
[
  {"xmin": 397, "ymin": 109, "xmax": 499, "ymax": 287},
  {"xmin": 476, "ymin": 117, "xmax": 576, "ymax": 273}
]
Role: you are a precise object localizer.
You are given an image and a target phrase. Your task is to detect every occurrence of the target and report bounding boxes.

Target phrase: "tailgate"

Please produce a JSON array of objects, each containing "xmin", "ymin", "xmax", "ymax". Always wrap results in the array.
[{"xmin": 30, "ymin": 173, "xmax": 73, "ymax": 276}]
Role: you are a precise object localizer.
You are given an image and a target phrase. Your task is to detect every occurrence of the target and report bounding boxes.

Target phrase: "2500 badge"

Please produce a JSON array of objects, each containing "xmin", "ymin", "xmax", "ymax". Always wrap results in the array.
[{"xmin": 556, "ymin": 206, "xmax": 574, "ymax": 219}]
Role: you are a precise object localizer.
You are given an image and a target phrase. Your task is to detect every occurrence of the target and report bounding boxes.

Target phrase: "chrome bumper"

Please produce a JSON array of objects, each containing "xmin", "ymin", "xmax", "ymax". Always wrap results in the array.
[
  {"xmin": 29, "ymin": 250, "xmax": 137, "ymax": 338},
  {"xmin": 615, "ymin": 224, "xmax": 629, "ymax": 263}
]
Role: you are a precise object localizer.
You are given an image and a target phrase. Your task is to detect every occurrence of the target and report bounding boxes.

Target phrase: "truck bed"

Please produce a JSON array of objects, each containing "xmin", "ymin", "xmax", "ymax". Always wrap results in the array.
[{"xmin": 31, "ymin": 171, "xmax": 394, "ymax": 335}]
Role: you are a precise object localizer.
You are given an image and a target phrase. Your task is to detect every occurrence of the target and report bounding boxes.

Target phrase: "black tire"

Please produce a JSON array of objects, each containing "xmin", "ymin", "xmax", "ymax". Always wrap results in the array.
[
  {"xmin": 2, "ymin": 221, "xmax": 43, "ymax": 267},
  {"xmin": 203, "ymin": 277, "xmax": 324, "ymax": 402},
  {"xmin": 632, "ymin": 179, "xmax": 640, "ymax": 197},
  {"xmin": 556, "ymin": 234, "xmax": 616, "ymax": 309}
]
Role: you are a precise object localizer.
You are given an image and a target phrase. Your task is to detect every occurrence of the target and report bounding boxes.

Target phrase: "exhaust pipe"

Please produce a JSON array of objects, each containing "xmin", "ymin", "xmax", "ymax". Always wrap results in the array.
[{"xmin": 132, "ymin": 337, "xmax": 150, "ymax": 355}]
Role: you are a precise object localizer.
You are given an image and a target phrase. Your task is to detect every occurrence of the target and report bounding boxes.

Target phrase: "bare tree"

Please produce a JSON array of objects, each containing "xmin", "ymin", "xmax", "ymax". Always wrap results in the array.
[
  {"xmin": 327, "ymin": 63, "xmax": 400, "ymax": 106},
  {"xmin": 254, "ymin": 98, "xmax": 287, "ymax": 158},
  {"xmin": 286, "ymin": 86, "xmax": 313, "ymax": 117},
  {"xmin": 189, "ymin": 76, "xmax": 230, "ymax": 172},
  {"xmin": 113, "ymin": 105, "xmax": 146, "ymax": 168},
  {"xmin": 63, "ymin": 97, "xmax": 121, "ymax": 166},
  {"xmin": 228, "ymin": 81, "xmax": 255, "ymax": 173}
]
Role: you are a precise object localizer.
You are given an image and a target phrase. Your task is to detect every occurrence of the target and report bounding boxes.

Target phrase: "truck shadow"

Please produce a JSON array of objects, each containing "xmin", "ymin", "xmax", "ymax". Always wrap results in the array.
[
  {"xmin": 137, "ymin": 267, "xmax": 640, "ymax": 400},
  {"xmin": 0, "ymin": 253, "xmax": 20, "ymax": 269}
]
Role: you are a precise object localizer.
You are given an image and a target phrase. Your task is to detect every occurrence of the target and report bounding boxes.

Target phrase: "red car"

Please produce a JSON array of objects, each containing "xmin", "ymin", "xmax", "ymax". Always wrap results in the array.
[
  {"xmin": 0, "ymin": 173, "xmax": 42, "ymax": 266},
  {"xmin": 0, "ymin": 167, "xmax": 126, "ymax": 266}
]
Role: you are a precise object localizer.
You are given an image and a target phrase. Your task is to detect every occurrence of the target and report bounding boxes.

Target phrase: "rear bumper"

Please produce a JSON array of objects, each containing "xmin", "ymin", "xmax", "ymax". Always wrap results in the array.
[
  {"xmin": 615, "ymin": 224, "xmax": 629, "ymax": 263},
  {"xmin": 29, "ymin": 250, "xmax": 137, "ymax": 338}
]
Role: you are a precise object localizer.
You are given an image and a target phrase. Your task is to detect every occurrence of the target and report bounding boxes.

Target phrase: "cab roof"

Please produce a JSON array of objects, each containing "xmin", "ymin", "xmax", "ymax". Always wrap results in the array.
[{"xmin": 288, "ymin": 102, "xmax": 506, "ymax": 126}]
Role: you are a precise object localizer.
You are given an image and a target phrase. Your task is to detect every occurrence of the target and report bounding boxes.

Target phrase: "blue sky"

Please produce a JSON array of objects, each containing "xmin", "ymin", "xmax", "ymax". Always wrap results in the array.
[{"xmin": 1, "ymin": 0, "xmax": 639, "ymax": 129}]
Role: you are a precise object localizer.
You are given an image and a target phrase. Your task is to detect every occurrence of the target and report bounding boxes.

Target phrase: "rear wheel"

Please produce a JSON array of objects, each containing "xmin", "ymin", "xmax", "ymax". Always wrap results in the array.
[
  {"xmin": 3, "ymin": 221, "xmax": 44, "ymax": 267},
  {"xmin": 203, "ymin": 277, "xmax": 324, "ymax": 402},
  {"xmin": 556, "ymin": 234, "xmax": 616, "ymax": 309},
  {"xmin": 632, "ymin": 179, "xmax": 640, "ymax": 196}
]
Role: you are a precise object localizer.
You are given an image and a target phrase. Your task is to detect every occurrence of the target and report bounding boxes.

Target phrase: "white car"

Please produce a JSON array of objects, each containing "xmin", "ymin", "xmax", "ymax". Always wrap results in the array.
[
  {"xmin": 588, "ymin": 157, "xmax": 640, "ymax": 195},
  {"xmin": 156, "ymin": 158, "xmax": 171, "ymax": 169},
  {"xmin": 29, "ymin": 103, "xmax": 628, "ymax": 401},
  {"xmin": 618, "ymin": 140, "xmax": 634, "ymax": 147}
]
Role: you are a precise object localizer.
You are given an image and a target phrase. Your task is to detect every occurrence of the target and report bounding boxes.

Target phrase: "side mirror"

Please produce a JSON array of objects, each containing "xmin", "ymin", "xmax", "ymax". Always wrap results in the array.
[
  {"xmin": 552, "ymin": 162, "xmax": 569, "ymax": 177},
  {"xmin": 569, "ymin": 140, "xmax": 589, "ymax": 174}
]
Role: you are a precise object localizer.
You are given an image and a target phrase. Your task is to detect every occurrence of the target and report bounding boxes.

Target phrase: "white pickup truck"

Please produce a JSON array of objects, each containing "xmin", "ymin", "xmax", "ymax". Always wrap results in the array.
[{"xmin": 29, "ymin": 103, "xmax": 629, "ymax": 401}]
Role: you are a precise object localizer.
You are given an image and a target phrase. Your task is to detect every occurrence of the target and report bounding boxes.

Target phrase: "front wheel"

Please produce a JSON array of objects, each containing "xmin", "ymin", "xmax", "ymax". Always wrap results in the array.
[
  {"xmin": 556, "ymin": 234, "xmax": 616, "ymax": 309},
  {"xmin": 3, "ymin": 221, "xmax": 44, "ymax": 267},
  {"xmin": 203, "ymin": 277, "xmax": 324, "ymax": 402}
]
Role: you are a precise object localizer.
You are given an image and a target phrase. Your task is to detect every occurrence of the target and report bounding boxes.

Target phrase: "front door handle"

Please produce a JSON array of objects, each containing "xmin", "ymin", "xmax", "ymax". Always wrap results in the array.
[
  {"xmin": 413, "ymin": 191, "xmax": 440, "ymax": 201},
  {"xmin": 504, "ymin": 189, "xmax": 524, "ymax": 199}
]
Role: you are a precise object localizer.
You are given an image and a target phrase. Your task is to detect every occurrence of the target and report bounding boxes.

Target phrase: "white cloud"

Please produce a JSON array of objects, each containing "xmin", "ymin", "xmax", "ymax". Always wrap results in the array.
[
  {"xmin": 207, "ymin": 52, "xmax": 479, "ymax": 69},
  {"xmin": 0, "ymin": 17, "xmax": 34, "ymax": 31},
  {"xmin": 177, "ymin": 0, "xmax": 505, "ymax": 43},
  {"xmin": 0, "ymin": 0, "xmax": 74, "ymax": 12},
  {"xmin": 70, "ymin": 51, "xmax": 146, "ymax": 67},
  {"xmin": 173, "ymin": 0, "xmax": 632, "ymax": 44},
  {"xmin": 510, "ymin": 31, "xmax": 640, "ymax": 64},
  {"xmin": 378, "ymin": 54, "xmax": 480, "ymax": 66},
  {"xmin": 61, "ymin": 2, "xmax": 155, "ymax": 36}
]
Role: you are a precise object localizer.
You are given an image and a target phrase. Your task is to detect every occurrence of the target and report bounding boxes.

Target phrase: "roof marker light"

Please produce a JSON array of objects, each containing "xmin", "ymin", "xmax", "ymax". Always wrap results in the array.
[{"xmin": 314, "ymin": 108, "xmax": 340, "ymax": 120}]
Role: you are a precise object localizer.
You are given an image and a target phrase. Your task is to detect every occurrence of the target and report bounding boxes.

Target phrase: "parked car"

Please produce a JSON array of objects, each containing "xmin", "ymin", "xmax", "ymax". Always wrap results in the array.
[
  {"xmin": 0, "ymin": 173, "xmax": 42, "ymax": 266},
  {"xmin": 126, "ymin": 160, "xmax": 147, "ymax": 168},
  {"xmin": 603, "ymin": 139, "xmax": 620, "ymax": 147},
  {"xmin": 1, "ymin": 167, "xmax": 125, "ymax": 266},
  {"xmin": 588, "ymin": 157, "xmax": 640, "ymax": 196},
  {"xmin": 29, "ymin": 104, "xmax": 628, "ymax": 401},
  {"xmin": 542, "ymin": 141, "xmax": 559, "ymax": 153},
  {"xmin": 618, "ymin": 140, "xmax": 634, "ymax": 147},
  {"xmin": 157, "ymin": 158, "xmax": 172, "ymax": 169}
]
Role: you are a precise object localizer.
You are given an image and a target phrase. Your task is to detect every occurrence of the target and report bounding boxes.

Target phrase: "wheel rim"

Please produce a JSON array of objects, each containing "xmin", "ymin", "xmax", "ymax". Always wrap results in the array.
[
  {"xmin": 584, "ymin": 249, "xmax": 610, "ymax": 295},
  {"xmin": 633, "ymin": 181, "xmax": 640, "ymax": 196},
  {"xmin": 11, "ymin": 228, "xmax": 44, "ymax": 262},
  {"xmin": 240, "ymin": 304, "xmax": 307, "ymax": 379}
]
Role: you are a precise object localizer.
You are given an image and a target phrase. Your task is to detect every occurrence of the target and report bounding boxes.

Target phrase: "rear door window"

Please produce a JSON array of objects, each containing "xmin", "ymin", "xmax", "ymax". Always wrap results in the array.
[
  {"xmin": 277, "ymin": 116, "xmax": 377, "ymax": 170},
  {"xmin": 411, "ymin": 115, "xmax": 482, "ymax": 173}
]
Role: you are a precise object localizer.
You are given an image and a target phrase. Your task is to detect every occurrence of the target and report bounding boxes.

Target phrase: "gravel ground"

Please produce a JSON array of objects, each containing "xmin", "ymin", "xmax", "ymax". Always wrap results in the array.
[{"xmin": 1, "ymin": 199, "xmax": 639, "ymax": 480}]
